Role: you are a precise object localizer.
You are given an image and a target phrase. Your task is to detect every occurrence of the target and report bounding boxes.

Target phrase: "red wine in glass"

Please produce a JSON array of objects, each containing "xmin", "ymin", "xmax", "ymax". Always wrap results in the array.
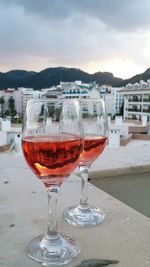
[
  {"xmin": 79, "ymin": 135, "xmax": 107, "ymax": 167},
  {"xmin": 22, "ymin": 134, "xmax": 83, "ymax": 187},
  {"xmin": 21, "ymin": 99, "xmax": 83, "ymax": 265},
  {"xmin": 64, "ymin": 99, "xmax": 108, "ymax": 226}
]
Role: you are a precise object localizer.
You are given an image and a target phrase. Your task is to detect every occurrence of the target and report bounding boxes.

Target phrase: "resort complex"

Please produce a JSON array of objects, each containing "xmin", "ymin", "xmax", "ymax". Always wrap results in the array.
[
  {"xmin": 0, "ymin": 79, "xmax": 150, "ymax": 267},
  {"xmin": 0, "ymin": 79, "xmax": 150, "ymax": 151}
]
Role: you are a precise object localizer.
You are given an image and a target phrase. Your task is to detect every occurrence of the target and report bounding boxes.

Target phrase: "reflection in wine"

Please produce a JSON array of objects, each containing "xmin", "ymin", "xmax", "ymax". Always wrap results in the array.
[
  {"xmin": 79, "ymin": 135, "xmax": 107, "ymax": 167},
  {"xmin": 22, "ymin": 134, "xmax": 83, "ymax": 187}
]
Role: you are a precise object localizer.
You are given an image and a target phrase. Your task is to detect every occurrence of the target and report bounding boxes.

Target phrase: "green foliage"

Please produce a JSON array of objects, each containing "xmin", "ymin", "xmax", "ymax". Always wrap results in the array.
[
  {"xmin": 114, "ymin": 101, "xmax": 124, "ymax": 118},
  {"xmin": 38, "ymin": 104, "xmax": 46, "ymax": 122},
  {"xmin": 55, "ymin": 107, "xmax": 61, "ymax": 122},
  {"xmin": 120, "ymin": 101, "xmax": 124, "ymax": 116},
  {"xmin": 47, "ymin": 105, "xmax": 61, "ymax": 121},
  {"xmin": 5, "ymin": 110, "xmax": 9, "ymax": 116},
  {"xmin": 17, "ymin": 117, "xmax": 23, "ymax": 124},
  {"xmin": 0, "ymin": 96, "xmax": 4, "ymax": 116},
  {"xmin": 7, "ymin": 96, "xmax": 17, "ymax": 120},
  {"xmin": 0, "ymin": 96, "xmax": 4, "ymax": 105},
  {"xmin": 48, "ymin": 105, "xmax": 55, "ymax": 118},
  {"xmin": 82, "ymin": 112, "xmax": 92, "ymax": 118}
]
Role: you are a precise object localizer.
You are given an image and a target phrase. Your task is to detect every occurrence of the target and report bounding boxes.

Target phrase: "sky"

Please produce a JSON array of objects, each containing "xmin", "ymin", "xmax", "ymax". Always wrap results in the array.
[{"xmin": 0, "ymin": 0, "xmax": 150, "ymax": 79}]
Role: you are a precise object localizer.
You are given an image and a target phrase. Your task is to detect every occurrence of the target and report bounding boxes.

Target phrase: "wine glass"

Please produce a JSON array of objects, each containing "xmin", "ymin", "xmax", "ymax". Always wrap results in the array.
[
  {"xmin": 22, "ymin": 99, "xmax": 83, "ymax": 265},
  {"xmin": 64, "ymin": 98, "xmax": 108, "ymax": 226}
]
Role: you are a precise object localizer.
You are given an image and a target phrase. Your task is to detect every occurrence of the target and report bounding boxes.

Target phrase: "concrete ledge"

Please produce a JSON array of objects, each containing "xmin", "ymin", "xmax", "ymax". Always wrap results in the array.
[
  {"xmin": 120, "ymin": 134, "xmax": 132, "ymax": 146},
  {"xmin": 120, "ymin": 133, "xmax": 150, "ymax": 146},
  {"xmin": 0, "ymin": 144, "xmax": 11, "ymax": 152},
  {"xmin": 1, "ymin": 154, "xmax": 150, "ymax": 267},
  {"xmin": 129, "ymin": 125, "xmax": 149, "ymax": 134},
  {"xmin": 89, "ymin": 164, "xmax": 150, "ymax": 179},
  {"xmin": 133, "ymin": 133, "xmax": 150, "ymax": 140}
]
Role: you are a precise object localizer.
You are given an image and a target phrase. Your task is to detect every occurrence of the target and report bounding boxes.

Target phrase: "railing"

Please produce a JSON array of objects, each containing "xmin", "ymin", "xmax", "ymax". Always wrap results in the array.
[
  {"xmin": 142, "ymin": 109, "xmax": 150, "ymax": 113},
  {"xmin": 143, "ymin": 99, "xmax": 150, "ymax": 102},
  {"xmin": 66, "ymin": 91, "xmax": 88, "ymax": 94},
  {"xmin": 128, "ymin": 99, "xmax": 142, "ymax": 102},
  {"xmin": 128, "ymin": 109, "xmax": 141, "ymax": 112}
]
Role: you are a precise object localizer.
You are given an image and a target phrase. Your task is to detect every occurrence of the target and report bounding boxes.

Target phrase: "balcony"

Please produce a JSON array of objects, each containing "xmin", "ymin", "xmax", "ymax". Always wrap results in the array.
[
  {"xmin": 143, "ymin": 99, "xmax": 150, "ymax": 102},
  {"xmin": 128, "ymin": 99, "xmax": 142, "ymax": 102},
  {"xmin": 128, "ymin": 108, "xmax": 141, "ymax": 112},
  {"xmin": 142, "ymin": 109, "xmax": 150, "ymax": 113}
]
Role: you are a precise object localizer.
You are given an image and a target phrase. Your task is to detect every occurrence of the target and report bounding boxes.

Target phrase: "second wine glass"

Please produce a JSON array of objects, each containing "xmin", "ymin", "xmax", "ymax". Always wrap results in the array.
[{"xmin": 64, "ymin": 98, "xmax": 108, "ymax": 226}]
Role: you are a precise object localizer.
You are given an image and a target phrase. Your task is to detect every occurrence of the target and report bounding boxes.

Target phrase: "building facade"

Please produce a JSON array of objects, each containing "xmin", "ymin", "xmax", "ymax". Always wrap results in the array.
[
  {"xmin": 21, "ymin": 88, "xmax": 44, "ymax": 114},
  {"xmin": 120, "ymin": 80, "xmax": 150, "ymax": 121},
  {"xmin": 60, "ymin": 81, "xmax": 100, "ymax": 99},
  {"xmin": 0, "ymin": 88, "xmax": 22, "ymax": 116},
  {"xmin": 0, "ymin": 87, "xmax": 44, "ymax": 117},
  {"xmin": 0, "ymin": 81, "xmax": 124, "ymax": 119},
  {"xmin": 99, "ymin": 85, "xmax": 124, "ymax": 116}
]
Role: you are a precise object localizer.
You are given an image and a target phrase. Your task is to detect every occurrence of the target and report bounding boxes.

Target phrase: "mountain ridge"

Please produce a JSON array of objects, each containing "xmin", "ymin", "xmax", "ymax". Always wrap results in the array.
[{"xmin": 0, "ymin": 67, "xmax": 150, "ymax": 90}]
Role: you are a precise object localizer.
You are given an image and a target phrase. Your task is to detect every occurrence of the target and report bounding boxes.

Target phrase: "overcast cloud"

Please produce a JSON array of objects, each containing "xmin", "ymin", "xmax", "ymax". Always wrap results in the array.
[{"xmin": 0, "ymin": 0, "xmax": 150, "ymax": 78}]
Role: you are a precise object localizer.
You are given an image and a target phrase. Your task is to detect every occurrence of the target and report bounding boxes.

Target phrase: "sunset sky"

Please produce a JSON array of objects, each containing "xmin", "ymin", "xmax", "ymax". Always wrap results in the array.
[{"xmin": 0, "ymin": 0, "xmax": 150, "ymax": 78}]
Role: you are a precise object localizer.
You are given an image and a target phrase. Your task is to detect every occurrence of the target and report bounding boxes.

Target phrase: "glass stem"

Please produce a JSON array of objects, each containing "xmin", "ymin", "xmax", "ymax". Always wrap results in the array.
[
  {"xmin": 46, "ymin": 186, "xmax": 60, "ymax": 241},
  {"xmin": 79, "ymin": 166, "xmax": 90, "ymax": 210}
]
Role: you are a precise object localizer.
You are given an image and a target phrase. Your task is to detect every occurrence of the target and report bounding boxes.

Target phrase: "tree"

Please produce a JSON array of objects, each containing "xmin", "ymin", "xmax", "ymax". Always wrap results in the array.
[
  {"xmin": 0, "ymin": 96, "xmax": 4, "ymax": 116},
  {"xmin": 55, "ymin": 107, "xmax": 61, "ymax": 121},
  {"xmin": 8, "ymin": 96, "xmax": 17, "ymax": 120},
  {"xmin": 120, "ymin": 100, "xmax": 124, "ymax": 116},
  {"xmin": 48, "ymin": 104, "xmax": 55, "ymax": 118}
]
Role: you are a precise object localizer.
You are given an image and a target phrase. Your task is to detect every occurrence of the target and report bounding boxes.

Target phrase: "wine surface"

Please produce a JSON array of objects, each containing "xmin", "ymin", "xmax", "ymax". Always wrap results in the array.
[
  {"xmin": 79, "ymin": 135, "xmax": 107, "ymax": 167},
  {"xmin": 22, "ymin": 134, "xmax": 83, "ymax": 187}
]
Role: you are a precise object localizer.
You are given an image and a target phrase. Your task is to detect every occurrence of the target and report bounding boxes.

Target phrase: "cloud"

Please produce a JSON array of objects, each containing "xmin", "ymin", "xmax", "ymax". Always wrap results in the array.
[
  {"xmin": 1, "ymin": 0, "xmax": 150, "ymax": 31},
  {"xmin": 0, "ymin": 0, "xmax": 150, "ymax": 77}
]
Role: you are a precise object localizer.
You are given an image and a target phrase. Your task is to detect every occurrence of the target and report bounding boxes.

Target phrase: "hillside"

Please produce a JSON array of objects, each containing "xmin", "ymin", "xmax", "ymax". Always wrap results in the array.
[
  {"xmin": 0, "ymin": 67, "xmax": 150, "ymax": 89},
  {"xmin": 122, "ymin": 68, "xmax": 150, "ymax": 85},
  {"xmin": 0, "ymin": 67, "xmax": 122, "ymax": 89}
]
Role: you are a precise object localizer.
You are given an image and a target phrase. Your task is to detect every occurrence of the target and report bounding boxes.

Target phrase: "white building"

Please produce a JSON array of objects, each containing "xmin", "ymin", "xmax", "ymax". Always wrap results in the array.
[
  {"xmin": 22, "ymin": 88, "xmax": 44, "ymax": 114},
  {"xmin": 42, "ymin": 86, "xmax": 64, "ymax": 98},
  {"xmin": 119, "ymin": 80, "xmax": 150, "ymax": 122},
  {"xmin": 113, "ymin": 87, "xmax": 124, "ymax": 114},
  {"xmin": 0, "ymin": 118, "xmax": 11, "ymax": 146},
  {"xmin": 99, "ymin": 85, "xmax": 124, "ymax": 116},
  {"xmin": 0, "ymin": 88, "xmax": 22, "ymax": 117},
  {"xmin": 0, "ymin": 117, "xmax": 22, "ymax": 152},
  {"xmin": 0, "ymin": 87, "xmax": 45, "ymax": 118},
  {"xmin": 105, "ymin": 94, "xmax": 115, "ymax": 116},
  {"xmin": 0, "ymin": 82, "xmax": 124, "ymax": 119},
  {"xmin": 60, "ymin": 81, "xmax": 100, "ymax": 99}
]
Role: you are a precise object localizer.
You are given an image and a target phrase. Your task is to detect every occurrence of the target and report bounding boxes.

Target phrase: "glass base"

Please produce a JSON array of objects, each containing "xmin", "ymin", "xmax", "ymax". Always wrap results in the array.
[
  {"xmin": 64, "ymin": 205, "xmax": 105, "ymax": 226},
  {"xmin": 27, "ymin": 233, "xmax": 80, "ymax": 266}
]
